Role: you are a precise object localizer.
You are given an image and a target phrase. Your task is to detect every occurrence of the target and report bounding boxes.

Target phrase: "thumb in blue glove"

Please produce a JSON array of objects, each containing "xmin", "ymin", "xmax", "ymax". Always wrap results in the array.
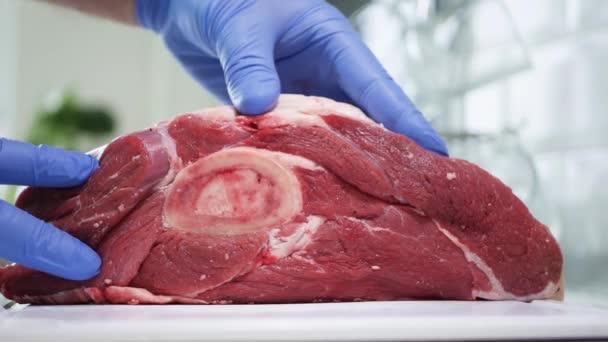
[
  {"xmin": 0, "ymin": 138, "xmax": 101, "ymax": 281},
  {"xmin": 136, "ymin": 0, "xmax": 448, "ymax": 156}
]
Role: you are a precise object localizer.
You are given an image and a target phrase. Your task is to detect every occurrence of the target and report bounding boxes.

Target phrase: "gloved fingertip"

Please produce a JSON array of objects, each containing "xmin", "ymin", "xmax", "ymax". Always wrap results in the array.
[
  {"xmin": 425, "ymin": 133, "xmax": 449, "ymax": 157},
  {"xmin": 57, "ymin": 149, "xmax": 99, "ymax": 186},
  {"xmin": 406, "ymin": 130, "xmax": 449, "ymax": 157},
  {"xmin": 2, "ymin": 209, "xmax": 102, "ymax": 281},
  {"xmin": 65, "ymin": 242, "xmax": 102, "ymax": 281},
  {"xmin": 76, "ymin": 154, "xmax": 100, "ymax": 184},
  {"xmin": 47, "ymin": 225, "xmax": 101, "ymax": 280},
  {"xmin": 232, "ymin": 80, "xmax": 280, "ymax": 115},
  {"xmin": 35, "ymin": 145, "xmax": 99, "ymax": 187},
  {"xmin": 391, "ymin": 111, "xmax": 449, "ymax": 157}
]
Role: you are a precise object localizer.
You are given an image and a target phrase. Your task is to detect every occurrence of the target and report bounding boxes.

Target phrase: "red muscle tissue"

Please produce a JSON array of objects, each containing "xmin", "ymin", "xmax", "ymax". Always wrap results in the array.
[{"xmin": 0, "ymin": 95, "xmax": 563, "ymax": 304}]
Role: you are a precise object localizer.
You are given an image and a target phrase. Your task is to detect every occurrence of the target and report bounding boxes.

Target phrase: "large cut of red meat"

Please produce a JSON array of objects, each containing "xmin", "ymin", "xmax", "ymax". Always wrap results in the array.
[{"xmin": 0, "ymin": 95, "xmax": 563, "ymax": 304}]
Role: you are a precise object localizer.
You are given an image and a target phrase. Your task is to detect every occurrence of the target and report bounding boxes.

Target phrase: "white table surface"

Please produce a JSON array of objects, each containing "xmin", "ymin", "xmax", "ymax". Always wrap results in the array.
[{"xmin": 2, "ymin": 300, "xmax": 608, "ymax": 342}]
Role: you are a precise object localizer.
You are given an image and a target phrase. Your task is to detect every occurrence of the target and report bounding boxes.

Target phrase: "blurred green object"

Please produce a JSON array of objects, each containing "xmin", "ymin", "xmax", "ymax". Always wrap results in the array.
[
  {"xmin": 1, "ymin": 90, "xmax": 116, "ymax": 205},
  {"xmin": 26, "ymin": 90, "xmax": 116, "ymax": 151},
  {"xmin": 2, "ymin": 185, "xmax": 17, "ymax": 205}
]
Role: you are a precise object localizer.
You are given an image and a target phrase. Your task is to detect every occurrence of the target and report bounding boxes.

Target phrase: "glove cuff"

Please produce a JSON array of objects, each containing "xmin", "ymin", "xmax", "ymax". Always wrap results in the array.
[{"xmin": 135, "ymin": 0, "xmax": 170, "ymax": 33}]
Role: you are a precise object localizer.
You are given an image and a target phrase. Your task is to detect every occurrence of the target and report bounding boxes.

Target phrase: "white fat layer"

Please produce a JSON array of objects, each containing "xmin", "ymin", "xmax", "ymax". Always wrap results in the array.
[
  {"xmin": 230, "ymin": 146, "xmax": 322, "ymax": 171},
  {"xmin": 105, "ymin": 286, "xmax": 209, "ymax": 304},
  {"xmin": 262, "ymin": 110, "xmax": 330, "ymax": 129},
  {"xmin": 432, "ymin": 219, "xmax": 559, "ymax": 301},
  {"xmin": 270, "ymin": 151, "xmax": 323, "ymax": 171},
  {"xmin": 346, "ymin": 217, "xmax": 393, "ymax": 234},
  {"xmin": 109, "ymin": 287, "xmax": 173, "ymax": 304},
  {"xmin": 155, "ymin": 125, "xmax": 181, "ymax": 188},
  {"xmin": 187, "ymin": 106, "xmax": 237, "ymax": 121},
  {"xmin": 276, "ymin": 94, "xmax": 373, "ymax": 124},
  {"xmin": 87, "ymin": 144, "xmax": 108, "ymax": 160},
  {"xmin": 267, "ymin": 216, "xmax": 325, "ymax": 259},
  {"xmin": 77, "ymin": 213, "xmax": 107, "ymax": 224}
]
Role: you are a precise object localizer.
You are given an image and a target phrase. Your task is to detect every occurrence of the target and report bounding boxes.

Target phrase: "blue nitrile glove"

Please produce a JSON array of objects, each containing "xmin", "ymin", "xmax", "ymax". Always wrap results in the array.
[
  {"xmin": 0, "ymin": 138, "xmax": 101, "ymax": 280},
  {"xmin": 136, "ymin": 0, "xmax": 448, "ymax": 155}
]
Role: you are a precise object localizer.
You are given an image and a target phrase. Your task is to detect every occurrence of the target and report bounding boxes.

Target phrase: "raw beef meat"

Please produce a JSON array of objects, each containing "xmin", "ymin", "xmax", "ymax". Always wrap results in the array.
[{"xmin": 0, "ymin": 95, "xmax": 563, "ymax": 304}]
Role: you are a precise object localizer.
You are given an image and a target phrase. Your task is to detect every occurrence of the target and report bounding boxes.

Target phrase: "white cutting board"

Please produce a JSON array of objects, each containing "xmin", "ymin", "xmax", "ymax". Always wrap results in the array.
[{"xmin": 1, "ymin": 300, "xmax": 608, "ymax": 341}]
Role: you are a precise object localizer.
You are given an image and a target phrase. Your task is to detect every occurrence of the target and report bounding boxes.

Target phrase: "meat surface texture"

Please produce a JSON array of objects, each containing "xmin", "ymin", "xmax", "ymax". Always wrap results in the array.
[{"xmin": 0, "ymin": 95, "xmax": 563, "ymax": 304}]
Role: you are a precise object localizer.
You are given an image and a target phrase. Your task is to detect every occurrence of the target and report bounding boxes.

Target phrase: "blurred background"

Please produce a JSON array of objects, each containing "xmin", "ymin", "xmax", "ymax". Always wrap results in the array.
[{"xmin": 0, "ymin": 0, "xmax": 606, "ymax": 306}]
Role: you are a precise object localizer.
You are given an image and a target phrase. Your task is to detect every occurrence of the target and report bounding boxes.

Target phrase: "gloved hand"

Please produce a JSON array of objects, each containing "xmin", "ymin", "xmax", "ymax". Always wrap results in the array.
[
  {"xmin": 136, "ymin": 0, "xmax": 448, "ymax": 155},
  {"xmin": 0, "ymin": 138, "xmax": 101, "ymax": 280}
]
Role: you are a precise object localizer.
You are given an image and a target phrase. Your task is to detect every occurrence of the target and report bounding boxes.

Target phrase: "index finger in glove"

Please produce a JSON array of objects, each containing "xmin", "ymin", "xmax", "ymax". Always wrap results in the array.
[
  {"xmin": 311, "ymin": 6, "xmax": 448, "ymax": 155},
  {"xmin": 0, "ymin": 138, "xmax": 98, "ymax": 187},
  {"xmin": 0, "ymin": 200, "xmax": 100, "ymax": 281}
]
